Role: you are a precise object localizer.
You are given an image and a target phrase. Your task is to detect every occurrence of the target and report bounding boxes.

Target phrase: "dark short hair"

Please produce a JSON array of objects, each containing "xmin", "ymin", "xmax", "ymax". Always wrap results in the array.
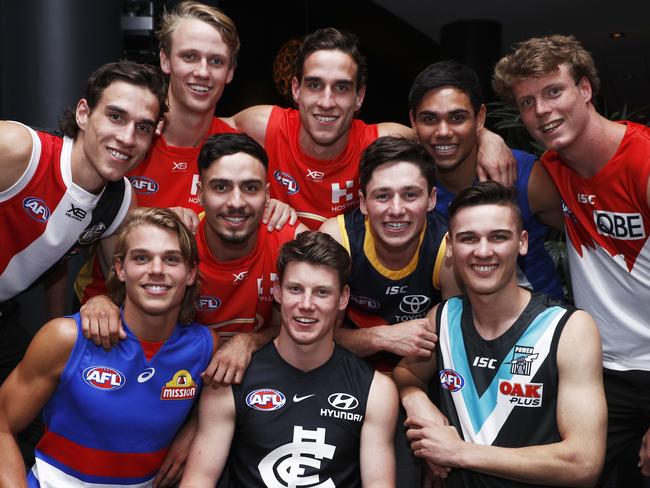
[
  {"xmin": 198, "ymin": 132, "xmax": 268, "ymax": 174},
  {"xmin": 277, "ymin": 231, "xmax": 351, "ymax": 291},
  {"xmin": 448, "ymin": 181, "xmax": 522, "ymax": 230},
  {"xmin": 295, "ymin": 27, "xmax": 368, "ymax": 91},
  {"xmin": 409, "ymin": 60, "xmax": 483, "ymax": 115},
  {"xmin": 59, "ymin": 60, "xmax": 167, "ymax": 138},
  {"xmin": 359, "ymin": 136, "xmax": 436, "ymax": 195}
]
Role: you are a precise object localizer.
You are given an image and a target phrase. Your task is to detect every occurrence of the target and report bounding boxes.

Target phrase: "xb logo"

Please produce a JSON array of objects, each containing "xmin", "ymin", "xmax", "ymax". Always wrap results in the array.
[{"xmin": 328, "ymin": 393, "xmax": 359, "ymax": 410}]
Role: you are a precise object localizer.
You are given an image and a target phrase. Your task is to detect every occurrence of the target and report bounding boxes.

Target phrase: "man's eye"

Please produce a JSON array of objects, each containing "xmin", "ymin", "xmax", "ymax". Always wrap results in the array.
[{"xmin": 209, "ymin": 57, "xmax": 223, "ymax": 65}]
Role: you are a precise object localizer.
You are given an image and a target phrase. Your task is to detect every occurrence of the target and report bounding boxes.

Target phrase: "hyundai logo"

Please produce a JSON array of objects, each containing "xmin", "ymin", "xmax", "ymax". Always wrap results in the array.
[{"xmin": 328, "ymin": 393, "xmax": 359, "ymax": 410}]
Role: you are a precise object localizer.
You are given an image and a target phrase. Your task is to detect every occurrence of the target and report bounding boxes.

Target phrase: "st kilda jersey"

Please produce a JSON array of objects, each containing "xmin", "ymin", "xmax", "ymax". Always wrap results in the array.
[
  {"xmin": 435, "ymin": 293, "xmax": 573, "ymax": 488},
  {"xmin": 0, "ymin": 124, "xmax": 130, "ymax": 301},
  {"xmin": 264, "ymin": 106, "xmax": 378, "ymax": 229},
  {"xmin": 230, "ymin": 342, "xmax": 374, "ymax": 487},
  {"xmin": 542, "ymin": 121, "xmax": 650, "ymax": 372},
  {"xmin": 339, "ymin": 208, "xmax": 448, "ymax": 371}
]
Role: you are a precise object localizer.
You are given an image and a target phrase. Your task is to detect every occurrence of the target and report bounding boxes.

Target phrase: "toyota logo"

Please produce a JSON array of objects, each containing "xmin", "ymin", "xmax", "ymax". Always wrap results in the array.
[
  {"xmin": 328, "ymin": 393, "xmax": 359, "ymax": 410},
  {"xmin": 399, "ymin": 295, "xmax": 431, "ymax": 314}
]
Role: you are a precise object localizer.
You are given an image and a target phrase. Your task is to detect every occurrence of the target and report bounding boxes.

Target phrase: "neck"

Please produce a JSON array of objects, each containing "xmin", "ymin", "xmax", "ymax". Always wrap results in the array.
[
  {"xmin": 467, "ymin": 284, "xmax": 530, "ymax": 340},
  {"xmin": 435, "ymin": 146, "xmax": 478, "ymax": 195},
  {"xmin": 298, "ymin": 128, "xmax": 349, "ymax": 161},
  {"xmin": 274, "ymin": 333, "xmax": 334, "ymax": 372},
  {"xmin": 163, "ymin": 98, "xmax": 215, "ymax": 147},
  {"xmin": 70, "ymin": 136, "xmax": 105, "ymax": 194},
  {"xmin": 204, "ymin": 223, "xmax": 258, "ymax": 262},
  {"xmin": 121, "ymin": 300, "xmax": 178, "ymax": 342}
]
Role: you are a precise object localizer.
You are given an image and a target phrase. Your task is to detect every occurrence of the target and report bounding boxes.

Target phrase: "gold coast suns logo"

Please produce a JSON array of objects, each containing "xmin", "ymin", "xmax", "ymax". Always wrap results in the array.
[{"xmin": 160, "ymin": 369, "xmax": 198, "ymax": 400}]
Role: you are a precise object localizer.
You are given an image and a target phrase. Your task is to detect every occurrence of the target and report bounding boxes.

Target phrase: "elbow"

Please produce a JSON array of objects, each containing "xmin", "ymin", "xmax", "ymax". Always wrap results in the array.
[{"xmin": 567, "ymin": 455, "xmax": 603, "ymax": 487}]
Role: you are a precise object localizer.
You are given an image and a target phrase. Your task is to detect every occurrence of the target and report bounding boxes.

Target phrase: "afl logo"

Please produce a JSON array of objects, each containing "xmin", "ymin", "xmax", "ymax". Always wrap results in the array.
[
  {"xmin": 83, "ymin": 366, "xmax": 126, "ymax": 391},
  {"xmin": 129, "ymin": 176, "xmax": 159, "ymax": 194},
  {"xmin": 273, "ymin": 170, "xmax": 300, "ymax": 195},
  {"xmin": 439, "ymin": 369, "xmax": 465, "ymax": 392},
  {"xmin": 328, "ymin": 393, "xmax": 359, "ymax": 410},
  {"xmin": 23, "ymin": 197, "xmax": 50, "ymax": 223},
  {"xmin": 197, "ymin": 295, "xmax": 221, "ymax": 311},
  {"xmin": 350, "ymin": 295, "xmax": 381, "ymax": 310},
  {"xmin": 246, "ymin": 388, "xmax": 286, "ymax": 411}
]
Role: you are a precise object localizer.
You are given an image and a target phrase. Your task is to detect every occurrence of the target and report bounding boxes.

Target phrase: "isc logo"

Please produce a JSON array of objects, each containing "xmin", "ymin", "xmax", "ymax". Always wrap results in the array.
[
  {"xmin": 473, "ymin": 356, "xmax": 497, "ymax": 369},
  {"xmin": 498, "ymin": 379, "xmax": 543, "ymax": 407},
  {"xmin": 246, "ymin": 388, "xmax": 286, "ymax": 411},
  {"xmin": 273, "ymin": 170, "xmax": 299, "ymax": 195},
  {"xmin": 23, "ymin": 197, "xmax": 50, "ymax": 223},
  {"xmin": 129, "ymin": 176, "xmax": 159, "ymax": 194},
  {"xmin": 197, "ymin": 296, "xmax": 221, "ymax": 311},
  {"xmin": 439, "ymin": 369, "xmax": 465, "ymax": 392},
  {"xmin": 594, "ymin": 210, "xmax": 645, "ymax": 240},
  {"xmin": 83, "ymin": 366, "xmax": 126, "ymax": 391},
  {"xmin": 385, "ymin": 285, "xmax": 407, "ymax": 295}
]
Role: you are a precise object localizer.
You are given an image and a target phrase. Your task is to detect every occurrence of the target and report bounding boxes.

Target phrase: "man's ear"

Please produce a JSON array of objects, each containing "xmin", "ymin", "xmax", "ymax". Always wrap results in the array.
[
  {"xmin": 518, "ymin": 229, "xmax": 529, "ymax": 257},
  {"xmin": 578, "ymin": 76, "xmax": 593, "ymax": 104},
  {"xmin": 114, "ymin": 258, "xmax": 126, "ymax": 283},
  {"xmin": 338, "ymin": 284, "xmax": 350, "ymax": 311},
  {"xmin": 160, "ymin": 48, "xmax": 171, "ymax": 75},
  {"xmin": 354, "ymin": 84, "xmax": 366, "ymax": 112},
  {"xmin": 427, "ymin": 187, "xmax": 437, "ymax": 212},
  {"xmin": 76, "ymin": 99, "xmax": 91, "ymax": 132},
  {"xmin": 291, "ymin": 77, "xmax": 301, "ymax": 105},
  {"xmin": 359, "ymin": 191, "xmax": 368, "ymax": 216},
  {"xmin": 476, "ymin": 104, "xmax": 487, "ymax": 131},
  {"xmin": 273, "ymin": 279, "xmax": 282, "ymax": 304}
]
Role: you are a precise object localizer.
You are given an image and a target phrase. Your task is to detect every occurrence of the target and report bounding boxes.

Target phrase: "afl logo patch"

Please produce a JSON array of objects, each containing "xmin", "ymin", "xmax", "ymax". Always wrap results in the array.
[
  {"xmin": 246, "ymin": 388, "xmax": 286, "ymax": 411},
  {"xmin": 349, "ymin": 295, "xmax": 381, "ymax": 310},
  {"xmin": 83, "ymin": 366, "xmax": 126, "ymax": 391},
  {"xmin": 23, "ymin": 197, "xmax": 50, "ymax": 223},
  {"xmin": 197, "ymin": 295, "xmax": 221, "ymax": 311},
  {"xmin": 439, "ymin": 369, "xmax": 465, "ymax": 392},
  {"xmin": 129, "ymin": 176, "xmax": 159, "ymax": 194},
  {"xmin": 273, "ymin": 170, "xmax": 300, "ymax": 195}
]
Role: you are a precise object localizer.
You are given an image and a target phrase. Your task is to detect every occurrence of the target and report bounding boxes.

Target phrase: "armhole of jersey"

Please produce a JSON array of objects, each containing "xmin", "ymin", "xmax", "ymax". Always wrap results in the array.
[
  {"xmin": 432, "ymin": 233, "xmax": 448, "ymax": 290},
  {"xmin": 337, "ymin": 214, "xmax": 351, "ymax": 255},
  {"xmin": 550, "ymin": 306, "xmax": 575, "ymax": 367},
  {"xmin": 103, "ymin": 179, "xmax": 132, "ymax": 237},
  {"xmin": 434, "ymin": 300, "xmax": 447, "ymax": 337},
  {"xmin": 56, "ymin": 316, "xmax": 85, "ymax": 390},
  {"xmin": 198, "ymin": 210, "xmax": 205, "ymax": 221},
  {"xmin": 0, "ymin": 123, "xmax": 41, "ymax": 202}
]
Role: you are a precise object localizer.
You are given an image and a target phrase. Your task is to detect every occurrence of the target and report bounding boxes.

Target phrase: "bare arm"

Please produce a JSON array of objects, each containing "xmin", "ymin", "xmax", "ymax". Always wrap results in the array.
[
  {"xmin": 528, "ymin": 161, "xmax": 564, "ymax": 231},
  {"xmin": 360, "ymin": 372, "xmax": 399, "ymax": 487},
  {"xmin": 0, "ymin": 318, "xmax": 77, "ymax": 487},
  {"xmin": 476, "ymin": 129, "xmax": 517, "ymax": 185},
  {"xmin": 180, "ymin": 384, "xmax": 236, "ymax": 487},
  {"xmin": 220, "ymin": 105, "xmax": 274, "ymax": 146},
  {"xmin": 377, "ymin": 122, "xmax": 414, "ymax": 139},
  {"xmin": 0, "ymin": 121, "xmax": 33, "ymax": 193}
]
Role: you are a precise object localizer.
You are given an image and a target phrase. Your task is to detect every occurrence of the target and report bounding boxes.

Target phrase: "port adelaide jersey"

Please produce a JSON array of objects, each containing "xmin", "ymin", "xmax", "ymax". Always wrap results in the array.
[
  {"xmin": 230, "ymin": 342, "xmax": 374, "ymax": 488},
  {"xmin": 435, "ymin": 293, "xmax": 573, "ymax": 488}
]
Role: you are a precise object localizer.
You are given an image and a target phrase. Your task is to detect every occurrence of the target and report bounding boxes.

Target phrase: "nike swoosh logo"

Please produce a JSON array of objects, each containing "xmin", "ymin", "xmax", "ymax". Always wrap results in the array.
[{"xmin": 293, "ymin": 394, "xmax": 315, "ymax": 403}]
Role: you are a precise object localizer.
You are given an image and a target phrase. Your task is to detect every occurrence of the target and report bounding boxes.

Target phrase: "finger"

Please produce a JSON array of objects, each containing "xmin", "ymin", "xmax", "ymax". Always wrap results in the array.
[
  {"xmin": 289, "ymin": 209, "xmax": 298, "ymax": 226},
  {"xmin": 81, "ymin": 312, "xmax": 91, "ymax": 340},
  {"xmin": 233, "ymin": 366, "xmax": 245, "ymax": 385},
  {"xmin": 209, "ymin": 363, "xmax": 228, "ymax": 389},
  {"xmin": 221, "ymin": 366, "xmax": 237, "ymax": 387},
  {"xmin": 109, "ymin": 312, "xmax": 121, "ymax": 346},
  {"xmin": 476, "ymin": 163, "xmax": 488, "ymax": 182},
  {"xmin": 508, "ymin": 154, "xmax": 517, "ymax": 185},
  {"xmin": 152, "ymin": 460, "xmax": 171, "ymax": 487},
  {"xmin": 262, "ymin": 201, "xmax": 273, "ymax": 225}
]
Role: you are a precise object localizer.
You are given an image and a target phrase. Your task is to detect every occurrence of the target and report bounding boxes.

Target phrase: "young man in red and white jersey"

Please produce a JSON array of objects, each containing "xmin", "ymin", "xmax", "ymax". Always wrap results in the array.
[{"xmin": 493, "ymin": 34, "xmax": 650, "ymax": 485}]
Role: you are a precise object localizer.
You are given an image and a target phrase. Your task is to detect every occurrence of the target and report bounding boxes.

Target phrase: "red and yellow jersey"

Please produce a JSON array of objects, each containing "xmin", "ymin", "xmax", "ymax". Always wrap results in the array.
[{"xmin": 264, "ymin": 106, "xmax": 378, "ymax": 229}]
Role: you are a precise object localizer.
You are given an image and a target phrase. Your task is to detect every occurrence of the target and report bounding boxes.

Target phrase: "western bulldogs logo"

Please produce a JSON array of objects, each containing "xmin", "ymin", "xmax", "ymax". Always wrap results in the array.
[
  {"xmin": 439, "ymin": 369, "xmax": 465, "ymax": 392},
  {"xmin": 273, "ymin": 170, "xmax": 299, "ymax": 195},
  {"xmin": 129, "ymin": 176, "xmax": 159, "ymax": 195},
  {"xmin": 23, "ymin": 197, "xmax": 50, "ymax": 223},
  {"xmin": 83, "ymin": 366, "xmax": 126, "ymax": 391},
  {"xmin": 246, "ymin": 388, "xmax": 286, "ymax": 411}
]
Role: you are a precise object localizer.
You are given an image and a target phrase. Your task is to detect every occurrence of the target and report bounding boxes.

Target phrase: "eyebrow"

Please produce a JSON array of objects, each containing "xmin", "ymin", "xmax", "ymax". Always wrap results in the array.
[
  {"xmin": 371, "ymin": 185, "xmax": 423, "ymax": 193},
  {"xmin": 304, "ymin": 76, "xmax": 354, "ymax": 86},
  {"xmin": 127, "ymin": 248, "xmax": 182, "ymax": 255}
]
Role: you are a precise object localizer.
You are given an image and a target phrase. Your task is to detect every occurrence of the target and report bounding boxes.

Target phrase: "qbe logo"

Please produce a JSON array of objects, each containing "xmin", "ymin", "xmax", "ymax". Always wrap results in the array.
[
  {"xmin": 129, "ymin": 176, "xmax": 159, "ymax": 195},
  {"xmin": 439, "ymin": 369, "xmax": 465, "ymax": 392},
  {"xmin": 246, "ymin": 388, "xmax": 286, "ymax": 411},
  {"xmin": 197, "ymin": 295, "xmax": 221, "ymax": 311},
  {"xmin": 273, "ymin": 170, "xmax": 299, "ymax": 195},
  {"xmin": 593, "ymin": 210, "xmax": 645, "ymax": 240},
  {"xmin": 23, "ymin": 197, "xmax": 50, "ymax": 223},
  {"xmin": 83, "ymin": 366, "xmax": 126, "ymax": 391}
]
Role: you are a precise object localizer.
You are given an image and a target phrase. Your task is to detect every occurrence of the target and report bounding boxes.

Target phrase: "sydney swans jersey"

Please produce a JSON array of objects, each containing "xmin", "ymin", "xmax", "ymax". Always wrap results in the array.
[
  {"xmin": 230, "ymin": 342, "xmax": 374, "ymax": 488},
  {"xmin": 0, "ymin": 124, "xmax": 131, "ymax": 301},
  {"xmin": 340, "ymin": 208, "xmax": 448, "ymax": 371},
  {"xmin": 195, "ymin": 218, "xmax": 297, "ymax": 335},
  {"xmin": 28, "ymin": 314, "xmax": 213, "ymax": 487},
  {"xmin": 542, "ymin": 121, "xmax": 650, "ymax": 371},
  {"xmin": 436, "ymin": 294, "xmax": 571, "ymax": 488},
  {"xmin": 264, "ymin": 106, "xmax": 378, "ymax": 229}
]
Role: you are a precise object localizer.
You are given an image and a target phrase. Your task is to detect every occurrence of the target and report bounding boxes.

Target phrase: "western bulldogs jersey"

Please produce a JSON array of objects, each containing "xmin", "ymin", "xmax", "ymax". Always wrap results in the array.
[
  {"xmin": 435, "ymin": 150, "xmax": 563, "ymax": 299},
  {"xmin": 0, "ymin": 124, "xmax": 130, "ymax": 302},
  {"xmin": 542, "ymin": 121, "xmax": 650, "ymax": 371},
  {"xmin": 230, "ymin": 342, "xmax": 374, "ymax": 488},
  {"xmin": 195, "ymin": 217, "xmax": 297, "ymax": 336},
  {"xmin": 339, "ymin": 208, "xmax": 448, "ymax": 371},
  {"xmin": 29, "ymin": 313, "xmax": 213, "ymax": 487},
  {"xmin": 264, "ymin": 106, "xmax": 378, "ymax": 229},
  {"xmin": 435, "ymin": 294, "xmax": 572, "ymax": 488}
]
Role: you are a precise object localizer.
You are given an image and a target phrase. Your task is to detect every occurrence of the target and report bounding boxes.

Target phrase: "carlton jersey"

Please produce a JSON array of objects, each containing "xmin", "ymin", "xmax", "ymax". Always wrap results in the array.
[
  {"xmin": 74, "ymin": 117, "xmax": 237, "ymax": 304},
  {"xmin": 338, "ymin": 208, "xmax": 448, "ymax": 371},
  {"xmin": 230, "ymin": 342, "xmax": 374, "ymax": 488},
  {"xmin": 542, "ymin": 121, "xmax": 650, "ymax": 371},
  {"xmin": 435, "ymin": 294, "xmax": 572, "ymax": 488},
  {"xmin": 436, "ymin": 150, "xmax": 563, "ymax": 300},
  {"xmin": 195, "ymin": 217, "xmax": 297, "ymax": 336},
  {"xmin": 264, "ymin": 106, "xmax": 378, "ymax": 229},
  {"xmin": 0, "ymin": 124, "xmax": 131, "ymax": 302},
  {"xmin": 28, "ymin": 313, "xmax": 213, "ymax": 487}
]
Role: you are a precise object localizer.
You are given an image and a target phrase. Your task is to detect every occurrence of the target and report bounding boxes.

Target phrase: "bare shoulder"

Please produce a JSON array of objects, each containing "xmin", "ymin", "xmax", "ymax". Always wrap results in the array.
[
  {"xmin": 222, "ymin": 105, "xmax": 274, "ymax": 145},
  {"xmin": 24, "ymin": 317, "xmax": 79, "ymax": 377},
  {"xmin": 0, "ymin": 121, "xmax": 36, "ymax": 192},
  {"xmin": 377, "ymin": 122, "xmax": 414, "ymax": 139},
  {"xmin": 369, "ymin": 370, "xmax": 398, "ymax": 401},
  {"xmin": 319, "ymin": 217, "xmax": 343, "ymax": 243},
  {"xmin": 557, "ymin": 309, "xmax": 602, "ymax": 367}
]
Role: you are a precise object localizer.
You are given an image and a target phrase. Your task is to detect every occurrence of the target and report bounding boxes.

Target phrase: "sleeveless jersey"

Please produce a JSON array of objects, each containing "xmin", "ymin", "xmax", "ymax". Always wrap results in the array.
[
  {"xmin": 28, "ymin": 313, "xmax": 213, "ymax": 487},
  {"xmin": 435, "ymin": 294, "xmax": 572, "ymax": 488},
  {"xmin": 230, "ymin": 342, "xmax": 374, "ymax": 488},
  {"xmin": 339, "ymin": 208, "xmax": 448, "ymax": 371},
  {"xmin": 74, "ymin": 117, "xmax": 237, "ymax": 303},
  {"xmin": 0, "ymin": 124, "xmax": 131, "ymax": 302},
  {"xmin": 195, "ymin": 217, "xmax": 297, "ymax": 336},
  {"xmin": 436, "ymin": 150, "xmax": 563, "ymax": 299},
  {"xmin": 542, "ymin": 121, "xmax": 650, "ymax": 371},
  {"xmin": 264, "ymin": 106, "xmax": 378, "ymax": 229}
]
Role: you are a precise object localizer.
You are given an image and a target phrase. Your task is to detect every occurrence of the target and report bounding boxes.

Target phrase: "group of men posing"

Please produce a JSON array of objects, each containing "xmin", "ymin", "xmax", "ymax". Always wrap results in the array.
[{"xmin": 0, "ymin": 1, "xmax": 647, "ymax": 487}]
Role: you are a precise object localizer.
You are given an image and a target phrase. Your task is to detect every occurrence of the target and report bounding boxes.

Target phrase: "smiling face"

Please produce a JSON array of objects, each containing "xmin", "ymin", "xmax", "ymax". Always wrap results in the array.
[
  {"xmin": 160, "ymin": 17, "xmax": 234, "ymax": 117},
  {"xmin": 410, "ymin": 86, "xmax": 485, "ymax": 175},
  {"xmin": 291, "ymin": 49, "xmax": 366, "ymax": 158},
  {"xmin": 448, "ymin": 204, "xmax": 527, "ymax": 297},
  {"xmin": 360, "ymin": 160, "xmax": 436, "ymax": 257},
  {"xmin": 511, "ymin": 63, "xmax": 592, "ymax": 153},
  {"xmin": 75, "ymin": 80, "xmax": 159, "ymax": 193}
]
